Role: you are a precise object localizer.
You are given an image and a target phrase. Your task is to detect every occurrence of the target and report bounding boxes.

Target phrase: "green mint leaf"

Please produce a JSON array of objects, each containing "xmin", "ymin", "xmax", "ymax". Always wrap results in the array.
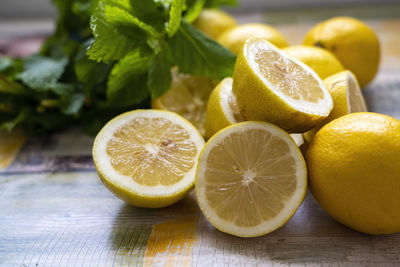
[
  {"xmin": 107, "ymin": 50, "xmax": 153, "ymax": 107},
  {"xmin": 167, "ymin": 0, "xmax": 184, "ymax": 37},
  {"xmin": 130, "ymin": 0, "xmax": 167, "ymax": 29},
  {"xmin": 0, "ymin": 57, "xmax": 13, "ymax": 73},
  {"xmin": 205, "ymin": 0, "xmax": 237, "ymax": 7},
  {"xmin": 148, "ymin": 42, "xmax": 172, "ymax": 98},
  {"xmin": 75, "ymin": 40, "xmax": 112, "ymax": 86},
  {"xmin": 87, "ymin": 4, "xmax": 138, "ymax": 63},
  {"xmin": 0, "ymin": 109, "xmax": 28, "ymax": 132},
  {"xmin": 17, "ymin": 55, "xmax": 68, "ymax": 90},
  {"xmin": 0, "ymin": 75, "xmax": 27, "ymax": 95},
  {"xmin": 184, "ymin": 0, "xmax": 206, "ymax": 23},
  {"xmin": 168, "ymin": 20, "xmax": 235, "ymax": 78},
  {"xmin": 104, "ymin": 0, "xmax": 159, "ymax": 37},
  {"xmin": 61, "ymin": 92, "xmax": 86, "ymax": 115}
]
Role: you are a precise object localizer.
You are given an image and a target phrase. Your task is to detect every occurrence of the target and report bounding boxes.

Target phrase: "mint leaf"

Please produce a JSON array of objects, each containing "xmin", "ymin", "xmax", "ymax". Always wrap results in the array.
[
  {"xmin": 0, "ymin": 57, "xmax": 13, "ymax": 72},
  {"xmin": 107, "ymin": 50, "xmax": 153, "ymax": 107},
  {"xmin": 167, "ymin": 0, "xmax": 184, "ymax": 37},
  {"xmin": 61, "ymin": 92, "xmax": 86, "ymax": 115},
  {"xmin": 0, "ymin": 75, "xmax": 27, "ymax": 95},
  {"xmin": 205, "ymin": 0, "xmax": 237, "ymax": 7},
  {"xmin": 104, "ymin": 0, "xmax": 159, "ymax": 37},
  {"xmin": 17, "ymin": 55, "xmax": 68, "ymax": 91},
  {"xmin": 87, "ymin": 5, "xmax": 138, "ymax": 63},
  {"xmin": 168, "ymin": 20, "xmax": 235, "ymax": 78},
  {"xmin": 148, "ymin": 42, "xmax": 172, "ymax": 98},
  {"xmin": 184, "ymin": 0, "xmax": 206, "ymax": 23}
]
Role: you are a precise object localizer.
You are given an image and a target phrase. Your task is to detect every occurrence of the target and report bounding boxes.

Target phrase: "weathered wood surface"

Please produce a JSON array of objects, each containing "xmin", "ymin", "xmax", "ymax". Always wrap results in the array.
[{"xmin": 1, "ymin": 10, "xmax": 400, "ymax": 267}]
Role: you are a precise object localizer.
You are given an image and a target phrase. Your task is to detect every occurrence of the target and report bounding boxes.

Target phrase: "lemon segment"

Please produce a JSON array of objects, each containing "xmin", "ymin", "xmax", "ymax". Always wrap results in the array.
[
  {"xmin": 152, "ymin": 68, "xmax": 216, "ymax": 137},
  {"xmin": 233, "ymin": 39, "xmax": 333, "ymax": 133},
  {"xmin": 196, "ymin": 122, "xmax": 307, "ymax": 237},
  {"xmin": 306, "ymin": 112, "xmax": 400, "ymax": 234},
  {"xmin": 282, "ymin": 45, "xmax": 344, "ymax": 79},
  {"xmin": 93, "ymin": 110, "xmax": 205, "ymax": 208},
  {"xmin": 304, "ymin": 70, "xmax": 367, "ymax": 142},
  {"xmin": 205, "ymin": 77, "xmax": 245, "ymax": 139},
  {"xmin": 193, "ymin": 9, "xmax": 237, "ymax": 39},
  {"xmin": 218, "ymin": 23, "xmax": 288, "ymax": 55},
  {"xmin": 303, "ymin": 16, "xmax": 380, "ymax": 87}
]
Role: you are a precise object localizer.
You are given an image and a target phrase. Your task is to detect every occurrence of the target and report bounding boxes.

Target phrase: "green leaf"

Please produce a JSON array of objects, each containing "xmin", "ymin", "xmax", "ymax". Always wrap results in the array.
[
  {"xmin": 167, "ymin": 0, "xmax": 184, "ymax": 37},
  {"xmin": 103, "ymin": 0, "xmax": 159, "ymax": 37},
  {"xmin": 0, "ymin": 75, "xmax": 27, "ymax": 95},
  {"xmin": 61, "ymin": 92, "xmax": 86, "ymax": 115},
  {"xmin": 168, "ymin": 20, "xmax": 236, "ymax": 78},
  {"xmin": 107, "ymin": 50, "xmax": 153, "ymax": 107},
  {"xmin": 87, "ymin": 4, "xmax": 138, "ymax": 63},
  {"xmin": 148, "ymin": 43, "xmax": 172, "ymax": 99},
  {"xmin": 0, "ymin": 109, "xmax": 28, "ymax": 132},
  {"xmin": 17, "ymin": 55, "xmax": 68, "ymax": 91},
  {"xmin": 205, "ymin": 0, "xmax": 237, "ymax": 8},
  {"xmin": 184, "ymin": 0, "xmax": 206, "ymax": 23},
  {"xmin": 0, "ymin": 57, "xmax": 13, "ymax": 73}
]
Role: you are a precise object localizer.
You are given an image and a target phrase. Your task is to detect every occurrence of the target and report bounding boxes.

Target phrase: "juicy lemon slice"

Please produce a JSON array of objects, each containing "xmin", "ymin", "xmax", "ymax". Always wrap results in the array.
[
  {"xmin": 205, "ymin": 77, "xmax": 305, "ymax": 147},
  {"xmin": 93, "ymin": 110, "xmax": 205, "ymax": 208},
  {"xmin": 304, "ymin": 70, "xmax": 367, "ymax": 142},
  {"xmin": 195, "ymin": 121, "xmax": 307, "ymax": 237},
  {"xmin": 205, "ymin": 77, "xmax": 245, "ymax": 139},
  {"xmin": 233, "ymin": 39, "xmax": 333, "ymax": 133},
  {"xmin": 152, "ymin": 68, "xmax": 216, "ymax": 137}
]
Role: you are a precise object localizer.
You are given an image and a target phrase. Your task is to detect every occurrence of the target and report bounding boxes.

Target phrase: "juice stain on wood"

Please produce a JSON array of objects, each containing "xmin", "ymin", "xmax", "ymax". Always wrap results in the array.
[{"xmin": 144, "ymin": 217, "xmax": 198, "ymax": 266}]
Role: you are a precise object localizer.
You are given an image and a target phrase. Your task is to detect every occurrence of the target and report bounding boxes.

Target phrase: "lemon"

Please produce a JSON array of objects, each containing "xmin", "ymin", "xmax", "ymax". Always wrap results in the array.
[
  {"xmin": 218, "ymin": 23, "xmax": 288, "ymax": 55},
  {"xmin": 233, "ymin": 39, "xmax": 333, "ymax": 133},
  {"xmin": 193, "ymin": 9, "xmax": 237, "ymax": 39},
  {"xmin": 303, "ymin": 70, "xmax": 367, "ymax": 142},
  {"xmin": 204, "ymin": 77, "xmax": 245, "ymax": 139},
  {"xmin": 92, "ymin": 110, "xmax": 205, "ymax": 208},
  {"xmin": 306, "ymin": 112, "xmax": 400, "ymax": 235},
  {"xmin": 195, "ymin": 121, "xmax": 307, "ymax": 237},
  {"xmin": 303, "ymin": 17, "xmax": 380, "ymax": 87},
  {"xmin": 152, "ymin": 68, "xmax": 216, "ymax": 137},
  {"xmin": 282, "ymin": 45, "xmax": 344, "ymax": 79}
]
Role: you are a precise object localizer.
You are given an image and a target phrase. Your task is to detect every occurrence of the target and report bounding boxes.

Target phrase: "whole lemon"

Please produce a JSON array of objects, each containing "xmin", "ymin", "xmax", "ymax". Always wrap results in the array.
[
  {"xmin": 303, "ymin": 17, "xmax": 380, "ymax": 88},
  {"xmin": 282, "ymin": 46, "xmax": 344, "ymax": 79},
  {"xmin": 193, "ymin": 9, "xmax": 237, "ymax": 39},
  {"xmin": 306, "ymin": 112, "xmax": 400, "ymax": 235},
  {"xmin": 218, "ymin": 23, "xmax": 288, "ymax": 54}
]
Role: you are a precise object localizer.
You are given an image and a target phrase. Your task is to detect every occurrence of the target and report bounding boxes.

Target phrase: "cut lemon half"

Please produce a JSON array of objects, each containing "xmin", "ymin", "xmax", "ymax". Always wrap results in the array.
[
  {"xmin": 93, "ymin": 110, "xmax": 205, "ymax": 208},
  {"xmin": 195, "ymin": 121, "xmax": 307, "ymax": 237},
  {"xmin": 152, "ymin": 68, "xmax": 216, "ymax": 137},
  {"xmin": 304, "ymin": 70, "xmax": 367, "ymax": 142},
  {"xmin": 233, "ymin": 39, "xmax": 333, "ymax": 133},
  {"xmin": 205, "ymin": 77, "xmax": 245, "ymax": 139}
]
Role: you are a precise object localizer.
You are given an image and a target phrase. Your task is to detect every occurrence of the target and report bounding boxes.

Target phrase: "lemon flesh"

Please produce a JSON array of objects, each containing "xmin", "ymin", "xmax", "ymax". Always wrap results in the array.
[
  {"xmin": 233, "ymin": 39, "xmax": 333, "ymax": 133},
  {"xmin": 218, "ymin": 23, "xmax": 288, "ymax": 55},
  {"xmin": 304, "ymin": 70, "xmax": 367, "ymax": 142},
  {"xmin": 306, "ymin": 112, "xmax": 400, "ymax": 235},
  {"xmin": 196, "ymin": 122, "xmax": 307, "ymax": 237},
  {"xmin": 93, "ymin": 110, "xmax": 205, "ymax": 208},
  {"xmin": 303, "ymin": 16, "xmax": 380, "ymax": 87},
  {"xmin": 282, "ymin": 45, "xmax": 344, "ymax": 79},
  {"xmin": 152, "ymin": 68, "xmax": 216, "ymax": 137}
]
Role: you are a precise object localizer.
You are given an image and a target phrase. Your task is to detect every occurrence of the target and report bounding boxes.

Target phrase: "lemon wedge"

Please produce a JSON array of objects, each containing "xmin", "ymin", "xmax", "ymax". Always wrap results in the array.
[
  {"xmin": 93, "ymin": 110, "xmax": 205, "ymax": 208},
  {"xmin": 195, "ymin": 121, "xmax": 307, "ymax": 237},
  {"xmin": 233, "ymin": 39, "xmax": 333, "ymax": 133}
]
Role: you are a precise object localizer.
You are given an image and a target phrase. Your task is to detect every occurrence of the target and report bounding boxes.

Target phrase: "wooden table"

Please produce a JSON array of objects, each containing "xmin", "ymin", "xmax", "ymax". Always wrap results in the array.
[{"xmin": 1, "ymin": 6, "xmax": 400, "ymax": 267}]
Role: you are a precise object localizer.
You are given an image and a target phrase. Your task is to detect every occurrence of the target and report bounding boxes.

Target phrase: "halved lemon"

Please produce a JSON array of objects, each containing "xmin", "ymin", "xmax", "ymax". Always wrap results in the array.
[
  {"xmin": 233, "ymin": 39, "xmax": 333, "ymax": 133},
  {"xmin": 304, "ymin": 70, "xmax": 368, "ymax": 142},
  {"xmin": 205, "ymin": 77, "xmax": 306, "ymax": 147},
  {"xmin": 205, "ymin": 77, "xmax": 245, "ymax": 139},
  {"xmin": 152, "ymin": 68, "xmax": 217, "ymax": 137},
  {"xmin": 92, "ymin": 110, "xmax": 205, "ymax": 208},
  {"xmin": 195, "ymin": 121, "xmax": 307, "ymax": 237}
]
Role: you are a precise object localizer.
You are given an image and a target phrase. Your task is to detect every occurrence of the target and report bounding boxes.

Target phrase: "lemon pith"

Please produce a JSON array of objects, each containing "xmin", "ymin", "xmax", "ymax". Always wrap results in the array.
[
  {"xmin": 233, "ymin": 39, "xmax": 333, "ymax": 132},
  {"xmin": 196, "ymin": 122, "xmax": 307, "ymax": 237},
  {"xmin": 93, "ymin": 109, "xmax": 205, "ymax": 208}
]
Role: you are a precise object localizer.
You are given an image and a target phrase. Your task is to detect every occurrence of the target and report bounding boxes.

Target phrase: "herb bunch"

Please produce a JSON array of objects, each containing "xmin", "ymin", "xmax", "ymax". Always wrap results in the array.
[{"xmin": 0, "ymin": 0, "xmax": 236, "ymax": 135}]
